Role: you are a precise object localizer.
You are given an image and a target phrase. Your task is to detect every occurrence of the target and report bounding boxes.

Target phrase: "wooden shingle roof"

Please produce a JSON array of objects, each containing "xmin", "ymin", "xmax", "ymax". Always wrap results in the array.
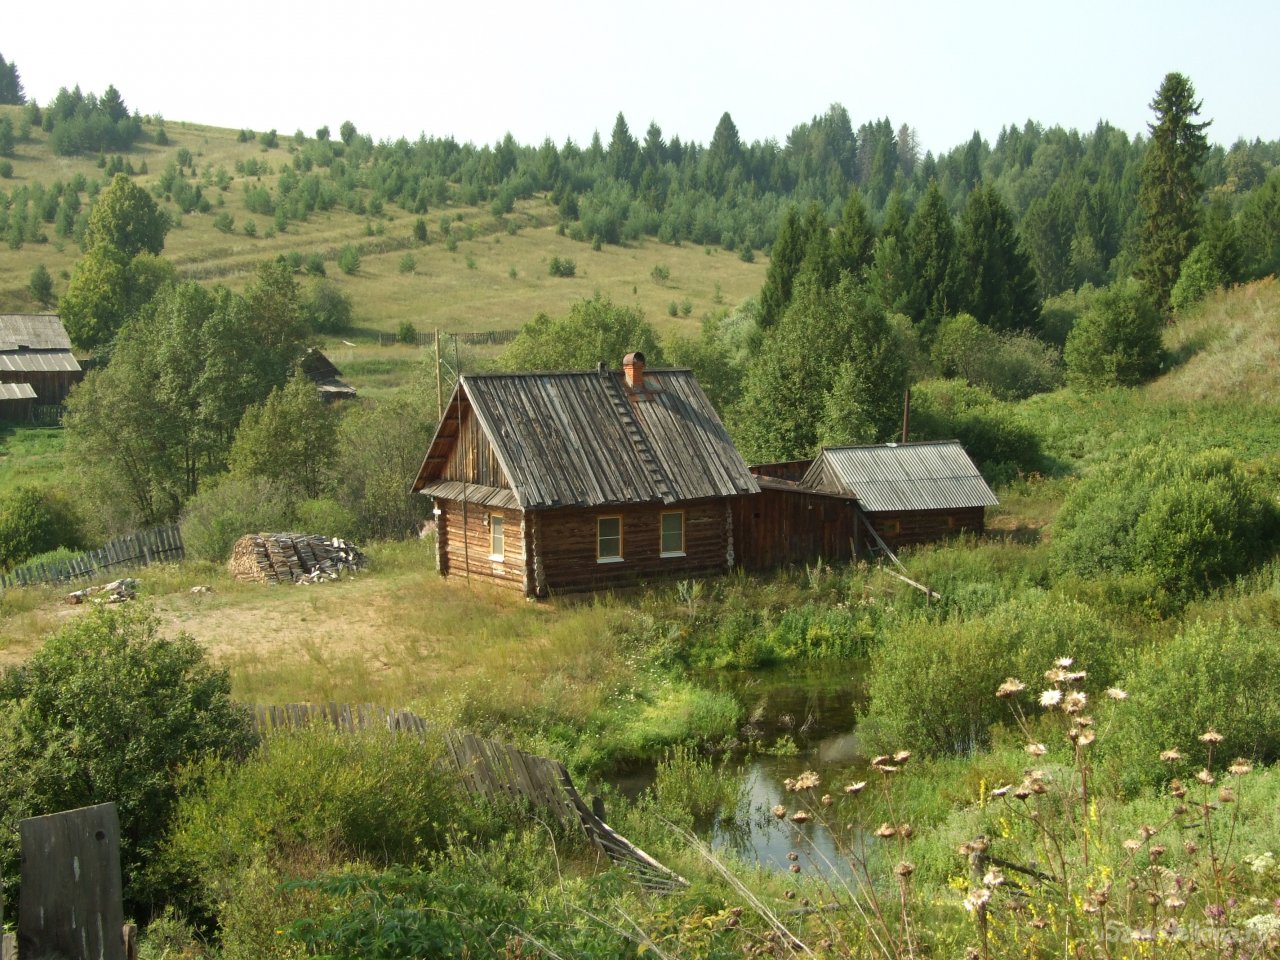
[
  {"xmin": 0, "ymin": 314, "xmax": 81, "ymax": 374},
  {"xmin": 802, "ymin": 441, "xmax": 998, "ymax": 512},
  {"xmin": 414, "ymin": 368, "xmax": 759, "ymax": 509}
]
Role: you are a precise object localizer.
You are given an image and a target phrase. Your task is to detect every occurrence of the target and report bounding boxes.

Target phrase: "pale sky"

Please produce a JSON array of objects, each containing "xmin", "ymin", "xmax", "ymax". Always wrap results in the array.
[{"xmin": 6, "ymin": 1, "xmax": 1276, "ymax": 156}]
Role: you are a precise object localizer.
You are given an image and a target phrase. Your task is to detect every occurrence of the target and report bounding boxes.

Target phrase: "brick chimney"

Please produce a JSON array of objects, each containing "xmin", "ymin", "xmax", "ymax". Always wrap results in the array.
[{"xmin": 622, "ymin": 351, "xmax": 646, "ymax": 390}]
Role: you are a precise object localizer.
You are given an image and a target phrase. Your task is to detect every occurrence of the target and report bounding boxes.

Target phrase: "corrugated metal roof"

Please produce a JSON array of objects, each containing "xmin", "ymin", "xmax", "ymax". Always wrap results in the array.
[
  {"xmin": 802, "ymin": 441, "xmax": 998, "ymax": 512},
  {"xmin": 415, "ymin": 368, "xmax": 759, "ymax": 509},
  {"xmin": 0, "ymin": 382, "xmax": 37, "ymax": 400},
  {"xmin": 0, "ymin": 352, "xmax": 81, "ymax": 373},
  {"xmin": 0, "ymin": 315, "xmax": 74, "ymax": 352}
]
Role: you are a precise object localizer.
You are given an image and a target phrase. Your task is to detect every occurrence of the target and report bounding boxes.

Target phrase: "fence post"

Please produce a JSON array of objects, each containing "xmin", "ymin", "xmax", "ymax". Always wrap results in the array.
[{"xmin": 18, "ymin": 802, "xmax": 125, "ymax": 960}]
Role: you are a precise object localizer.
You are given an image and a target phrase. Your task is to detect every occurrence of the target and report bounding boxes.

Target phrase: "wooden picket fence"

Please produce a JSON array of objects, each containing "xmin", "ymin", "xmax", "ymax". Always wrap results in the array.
[
  {"xmin": 0, "ymin": 524, "xmax": 185, "ymax": 591},
  {"xmin": 249, "ymin": 702, "xmax": 686, "ymax": 892}
]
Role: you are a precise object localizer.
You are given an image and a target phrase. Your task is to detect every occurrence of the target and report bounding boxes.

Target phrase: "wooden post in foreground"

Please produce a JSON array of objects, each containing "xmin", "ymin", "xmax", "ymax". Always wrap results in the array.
[{"xmin": 19, "ymin": 802, "xmax": 126, "ymax": 960}]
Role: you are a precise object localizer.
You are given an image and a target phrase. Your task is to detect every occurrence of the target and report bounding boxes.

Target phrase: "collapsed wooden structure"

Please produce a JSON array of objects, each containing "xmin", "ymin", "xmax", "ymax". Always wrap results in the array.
[
  {"xmin": 412, "ymin": 356, "xmax": 998, "ymax": 595},
  {"xmin": 229, "ymin": 533, "xmax": 367, "ymax": 585},
  {"xmin": 300, "ymin": 347, "xmax": 357, "ymax": 401}
]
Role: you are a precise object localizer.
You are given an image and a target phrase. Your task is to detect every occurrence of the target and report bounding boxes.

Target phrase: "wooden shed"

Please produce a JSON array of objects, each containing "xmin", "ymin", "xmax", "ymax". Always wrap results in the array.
[
  {"xmin": 412, "ymin": 353, "xmax": 760, "ymax": 597},
  {"xmin": 800, "ymin": 441, "xmax": 998, "ymax": 553},
  {"xmin": 0, "ymin": 382, "xmax": 37, "ymax": 423},
  {"xmin": 301, "ymin": 347, "xmax": 357, "ymax": 402},
  {"xmin": 0, "ymin": 314, "xmax": 83, "ymax": 404}
]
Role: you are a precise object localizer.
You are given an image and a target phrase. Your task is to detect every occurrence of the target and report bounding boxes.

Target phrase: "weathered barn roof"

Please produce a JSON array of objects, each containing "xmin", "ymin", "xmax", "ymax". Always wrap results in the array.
[
  {"xmin": 0, "ymin": 315, "xmax": 74, "ymax": 352},
  {"xmin": 301, "ymin": 348, "xmax": 357, "ymax": 400},
  {"xmin": 0, "ymin": 314, "xmax": 81, "ymax": 374},
  {"xmin": 414, "ymin": 367, "xmax": 759, "ymax": 509},
  {"xmin": 802, "ymin": 441, "xmax": 998, "ymax": 512},
  {"xmin": 0, "ymin": 382, "xmax": 38, "ymax": 400}
]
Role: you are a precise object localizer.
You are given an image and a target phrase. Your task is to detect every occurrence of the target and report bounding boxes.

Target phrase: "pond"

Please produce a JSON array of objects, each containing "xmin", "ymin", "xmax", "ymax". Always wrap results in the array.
[{"xmin": 610, "ymin": 662, "xmax": 873, "ymax": 876}]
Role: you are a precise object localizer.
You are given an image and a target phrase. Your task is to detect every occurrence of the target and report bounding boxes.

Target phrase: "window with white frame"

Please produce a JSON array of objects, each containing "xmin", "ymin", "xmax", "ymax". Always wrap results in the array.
[
  {"xmin": 597, "ymin": 516, "xmax": 623, "ymax": 562},
  {"xmin": 660, "ymin": 510, "xmax": 685, "ymax": 556},
  {"xmin": 489, "ymin": 514, "xmax": 505, "ymax": 560}
]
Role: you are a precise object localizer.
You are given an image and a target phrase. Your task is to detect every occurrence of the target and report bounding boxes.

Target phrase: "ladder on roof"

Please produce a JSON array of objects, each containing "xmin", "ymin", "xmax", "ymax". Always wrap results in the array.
[{"xmin": 602, "ymin": 369, "xmax": 674, "ymax": 502}]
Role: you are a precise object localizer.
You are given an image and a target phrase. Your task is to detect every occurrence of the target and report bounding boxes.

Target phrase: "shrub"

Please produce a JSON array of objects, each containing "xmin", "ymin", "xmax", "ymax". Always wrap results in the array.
[
  {"xmin": 907, "ymin": 379, "xmax": 1043, "ymax": 481},
  {"xmin": 303, "ymin": 278, "xmax": 353, "ymax": 334},
  {"xmin": 1105, "ymin": 618, "xmax": 1280, "ymax": 792},
  {"xmin": 304, "ymin": 252, "xmax": 326, "ymax": 276},
  {"xmin": 547, "ymin": 255, "xmax": 575, "ymax": 278},
  {"xmin": 397, "ymin": 320, "xmax": 417, "ymax": 344},
  {"xmin": 860, "ymin": 592, "xmax": 1124, "ymax": 756},
  {"xmin": 1064, "ymin": 278, "xmax": 1165, "ymax": 388},
  {"xmin": 1170, "ymin": 240, "xmax": 1227, "ymax": 312},
  {"xmin": 0, "ymin": 486, "xmax": 83, "ymax": 571},
  {"xmin": 179, "ymin": 474, "xmax": 296, "ymax": 563},
  {"xmin": 1052, "ymin": 444, "xmax": 1279, "ymax": 598},
  {"xmin": 932, "ymin": 314, "xmax": 1063, "ymax": 399},
  {"xmin": 0, "ymin": 606, "xmax": 254, "ymax": 910},
  {"xmin": 650, "ymin": 264, "xmax": 671, "ymax": 284},
  {"xmin": 398, "ymin": 252, "xmax": 416, "ymax": 274},
  {"xmin": 337, "ymin": 245, "xmax": 360, "ymax": 275},
  {"xmin": 213, "ymin": 211, "xmax": 234, "ymax": 233}
]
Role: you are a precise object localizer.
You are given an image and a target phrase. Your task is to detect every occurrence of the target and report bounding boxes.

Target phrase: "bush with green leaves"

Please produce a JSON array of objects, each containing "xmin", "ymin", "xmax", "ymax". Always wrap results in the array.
[
  {"xmin": 0, "ymin": 605, "xmax": 254, "ymax": 911},
  {"xmin": 1064, "ymin": 278, "xmax": 1165, "ymax": 388},
  {"xmin": 859, "ymin": 591, "xmax": 1125, "ymax": 756},
  {"xmin": 332, "ymin": 396, "xmax": 435, "ymax": 541},
  {"xmin": 302, "ymin": 277, "xmax": 353, "ymax": 333},
  {"xmin": 0, "ymin": 485, "xmax": 82, "ymax": 571},
  {"xmin": 1052, "ymin": 443, "xmax": 1279, "ymax": 598},
  {"xmin": 1104, "ymin": 618, "xmax": 1280, "ymax": 793},
  {"xmin": 547, "ymin": 255, "xmax": 576, "ymax": 277},
  {"xmin": 932, "ymin": 314, "xmax": 1063, "ymax": 400},
  {"xmin": 907, "ymin": 378, "xmax": 1043, "ymax": 482},
  {"xmin": 1170, "ymin": 240, "xmax": 1228, "ymax": 312},
  {"xmin": 179, "ymin": 474, "xmax": 296, "ymax": 562},
  {"xmin": 337, "ymin": 245, "xmax": 360, "ymax": 275}
]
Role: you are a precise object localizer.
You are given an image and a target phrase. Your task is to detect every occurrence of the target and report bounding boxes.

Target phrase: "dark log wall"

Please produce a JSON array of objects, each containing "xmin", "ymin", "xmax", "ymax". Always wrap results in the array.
[
  {"xmin": 536, "ymin": 500, "xmax": 732, "ymax": 596},
  {"xmin": 732, "ymin": 488, "xmax": 859, "ymax": 571},
  {"xmin": 0, "ymin": 397, "xmax": 34, "ymax": 423},
  {"xmin": 441, "ymin": 406, "xmax": 509, "ymax": 489},
  {"xmin": 867, "ymin": 506, "xmax": 986, "ymax": 552},
  {"xmin": 4, "ymin": 370, "xmax": 81, "ymax": 403},
  {"xmin": 435, "ymin": 500, "xmax": 527, "ymax": 591}
]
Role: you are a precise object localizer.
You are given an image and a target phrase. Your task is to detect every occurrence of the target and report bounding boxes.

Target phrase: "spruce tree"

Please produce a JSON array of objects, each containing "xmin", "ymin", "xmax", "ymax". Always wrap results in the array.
[
  {"xmin": 832, "ymin": 191, "xmax": 876, "ymax": 277},
  {"xmin": 0, "ymin": 52, "xmax": 23, "ymax": 105},
  {"xmin": 954, "ymin": 184, "xmax": 1041, "ymax": 332},
  {"xmin": 759, "ymin": 205, "xmax": 808, "ymax": 328},
  {"xmin": 1137, "ymin": 72, "xmax": 1211, "ymax": 314},
  {"xmin": 906, "ymin": 180, "xmax": 958, "ymax": 331}
]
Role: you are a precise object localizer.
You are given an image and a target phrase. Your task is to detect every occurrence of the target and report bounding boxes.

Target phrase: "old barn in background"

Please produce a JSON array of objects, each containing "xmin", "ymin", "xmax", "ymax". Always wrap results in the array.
[
  {"xmin": 412, "ymin": 353, "xmax": 759, "ymax": 597},
  {"xmin": 801, "ymin": 441, "xmax": 998, "ymax": 552},
  {"xmin": 0, "ymin": 314, "xmax": 83, "ymax": 407},
  {"xmin": 301, "ymin": 347, "xmax": 358, "ymax": 402}
]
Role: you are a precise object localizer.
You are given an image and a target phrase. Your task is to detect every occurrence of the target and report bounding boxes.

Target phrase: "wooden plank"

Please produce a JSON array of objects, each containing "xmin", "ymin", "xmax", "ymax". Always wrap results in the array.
[{"xmin": 18, "ymin": 802, "xmax": 125, "ymax": 960}]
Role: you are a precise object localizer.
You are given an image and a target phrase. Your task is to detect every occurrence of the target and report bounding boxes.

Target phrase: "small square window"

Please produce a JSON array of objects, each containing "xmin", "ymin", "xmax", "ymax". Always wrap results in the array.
[
  {"xmin": 597, "ymin": 516, "xmax": 623, "ymax": 562},
  {"xmin": 489, "ymin": 514, "xmax": 505, "ymax": 560},
  {"xmin": 660, "ymin": 511, "xmax": 685, "ymax": 556}
]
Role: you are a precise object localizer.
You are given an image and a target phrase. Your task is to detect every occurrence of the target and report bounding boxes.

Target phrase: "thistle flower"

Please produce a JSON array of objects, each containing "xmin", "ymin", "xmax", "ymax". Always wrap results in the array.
[
  {"xmin": 1105, "ymin": 687, "xmax": 1129, "ymax": 701},
  {"xmin": 1219, "ymin": 787, "xmax": 1236, "ymax": 804},
  {"xmin": 771, "ymin": 804, "xmax": 787, "ymax": 819},
  {"xmin": 893, "ymin": 750, "xmax": 912, "ymax": 764},
  {"xmin": 1123, "ymin": 838, "xmax": 1143, "ymax": 852},
  {"xmin": 1055, "ymin": 657, "xmax": 1074, "ymax": 668},
  {"xmin": 786, "ymin": 770, "xmax": 820, "ymax": 791},
  {"xmin": 820, "ymin": 794, "xmax": 833, "ymax": 807},
  {"xmin": 1076, "ymin": 729, "xmax": 1096, "ymax": 747},
  {"xmin": 963, "ymin": 888, "xmax": 991, "ymax": 913},
  {"xmin": 1043, "ymin": 668, "xmax": 1068, "ymax": 684},
  {"xmin": 791, "ymin": 810, "xmax": 812, "ymax": 824},
  {"xmin": 996, "ymin": 678, "xmax": 1026, "ymax": 699},
  {"xmin": 1196, "ymin": 769, "xmax": 1215, "ymax": 785},
  {"xmin": 1063, "ymin": 690, "xmax": 1088, "ymax": 714},
  {"xmin": 983, "ymin": 868, "xmax": 1005, "ymax": 888},
  {"xmin": 1228, "ymin": 758, "xmax": 1253, "ymax": 776},
  {"xmin": 787, "ymin": 851, "xmax": 799, "ymax": 862},
  {"xmin": 843, "ymin": 781, "xmax": 867, "ymax": 795},
  {"xmin": 1198, "ymin": 729, "xmax": 1224, "ymax": 745},
  {"xmin": 874, "ymin": 822, "xmax": 898, "ymax": 838},
  {"xmin": 1065, "ymin": 670, "xmax": 1088, "ymax": 683},
  {"xmin": 989, "ymin": 784, "xmax": 1011, "ymax": 798},
  {"xmin": 1160, "ymin": 748, "xmax": 1184, "ymax": 763},
  {"xmin": 1025, "ymin": 742, "xmax": 1047, "ymax": 757},
  {"xmin": 1169, "ymin": 779, "xmax": 1187, "ymax": 799},
  {"xmin": 895, "ymin": 861, "xmax": 915, "ymax": 878},
  {"xmin": 1039, "ymin": 689, "xmax": 1063, "ymax": 708}
]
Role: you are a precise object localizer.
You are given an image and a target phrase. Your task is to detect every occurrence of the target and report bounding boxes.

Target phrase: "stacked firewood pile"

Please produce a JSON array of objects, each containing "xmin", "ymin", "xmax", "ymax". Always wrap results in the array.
[{"xmin": 229, "ymin": 534, "xmax": 368, "ymax": 585}]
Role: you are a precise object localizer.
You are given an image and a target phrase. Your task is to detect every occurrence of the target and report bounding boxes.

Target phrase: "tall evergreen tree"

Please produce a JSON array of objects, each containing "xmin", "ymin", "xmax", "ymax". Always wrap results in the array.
[
  {"xmin": 605, "ymin": 112, "xmax": 638, "ymax": 185},
  {"xmin": 0, "ymin": 52, "xmax": 23, "ymax": 105},
  {"xmin": 1137, "ymin": 72, "xmax": 1211, "ymax": 314},
  {"xmin": 759, "ymin": 205, "xmax": 808, "ymax": 328},
  {"xmin": 906, "ymin": 180, "xmax": 958, "ymax": 331},
  {"xmin": 832, "ymin": 191, "xmax": 876, "ymax": 277},
  {"xmin": 954, "ymin": 184, "xmax": 1041, "ymax": 332}
]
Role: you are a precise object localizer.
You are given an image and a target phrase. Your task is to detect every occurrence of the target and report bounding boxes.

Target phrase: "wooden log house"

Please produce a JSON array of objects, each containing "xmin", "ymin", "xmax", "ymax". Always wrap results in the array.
[
  {"xmin": 0, "ymin": 314, "xmax": 84, "ymax": 404},
  {"xmin": 412, "ymin": 353, "xmax": 760, "ymax": 597}
]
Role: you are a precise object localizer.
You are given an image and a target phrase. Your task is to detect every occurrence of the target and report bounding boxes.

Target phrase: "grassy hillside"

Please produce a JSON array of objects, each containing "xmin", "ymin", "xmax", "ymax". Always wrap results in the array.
[{"xmin": 0, "ymin": 108, "xmax": 766, "ymax": 340}]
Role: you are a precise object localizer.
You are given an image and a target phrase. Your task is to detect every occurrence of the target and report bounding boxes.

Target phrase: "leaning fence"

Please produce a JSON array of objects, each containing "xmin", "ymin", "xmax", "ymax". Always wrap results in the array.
[
  {"xmin": 0, "ymin": 524, "xmax": 185, "ymax": 591},
  {"xmin": 249, "ymin": 702, "xmax": 686, "ymax": 891}
]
